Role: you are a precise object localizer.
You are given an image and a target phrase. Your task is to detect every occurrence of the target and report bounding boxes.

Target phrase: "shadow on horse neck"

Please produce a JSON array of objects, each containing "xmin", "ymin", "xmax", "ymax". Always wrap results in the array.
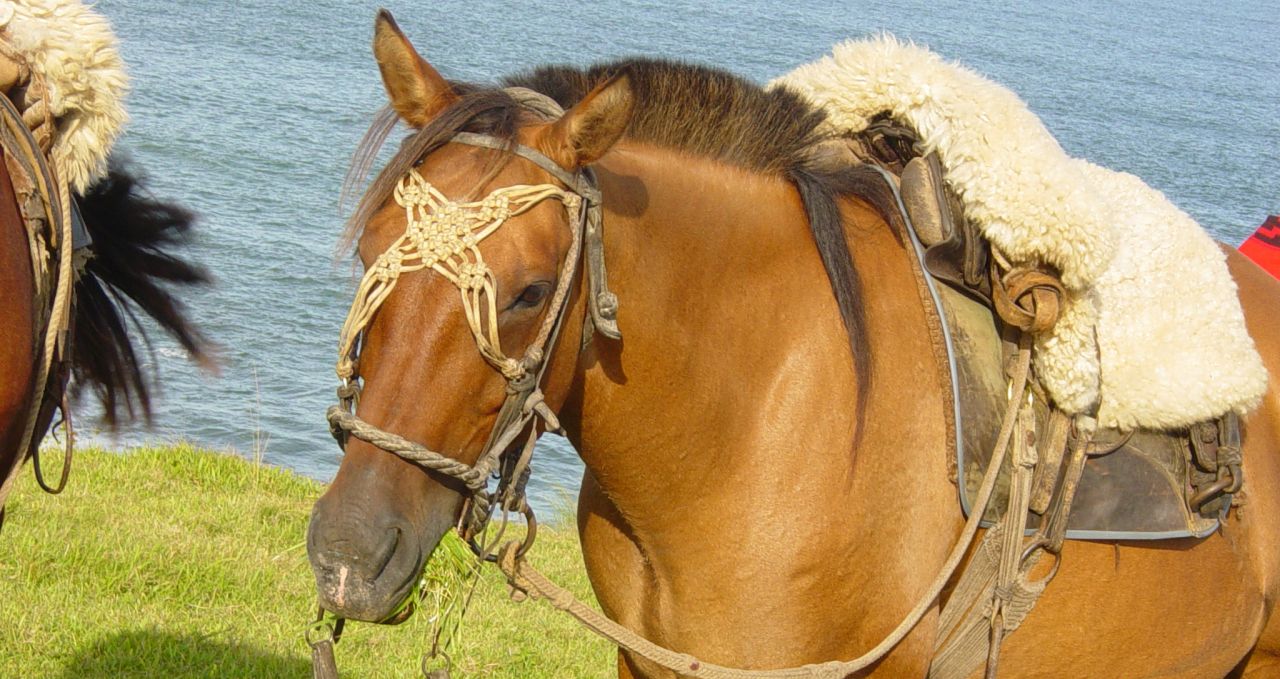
[{"xmin": 0, "ymin": 156, "xmax": 209, "ymax": 527}]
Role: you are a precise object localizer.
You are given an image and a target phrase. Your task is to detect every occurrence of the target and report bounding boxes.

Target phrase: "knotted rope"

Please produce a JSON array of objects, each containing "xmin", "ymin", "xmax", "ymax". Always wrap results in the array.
[
  {"xmin": 336, "ymin": 173, "xmax": 581, "ymax": 382},
  {"xmin": 326, "ymin": 406, "xmax": 491, "ymax": 490}
]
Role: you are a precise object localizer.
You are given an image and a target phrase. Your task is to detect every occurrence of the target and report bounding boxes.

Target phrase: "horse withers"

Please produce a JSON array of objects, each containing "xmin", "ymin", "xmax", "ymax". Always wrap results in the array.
[{"xmin": 308, "ymin": 12, "xmax": 1280, "ymax": 677}]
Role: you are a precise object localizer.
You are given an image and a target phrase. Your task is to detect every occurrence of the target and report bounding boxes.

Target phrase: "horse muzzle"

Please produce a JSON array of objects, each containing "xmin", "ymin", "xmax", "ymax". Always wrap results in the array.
[{"xmin": 306, "ymin": 502, "xmax": 426, "ymax": 623}]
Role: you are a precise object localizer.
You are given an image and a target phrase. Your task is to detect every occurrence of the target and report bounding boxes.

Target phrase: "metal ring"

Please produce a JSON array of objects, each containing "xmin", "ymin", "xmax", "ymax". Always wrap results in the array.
[
  {"xmin": 1019, "ymin": 538, "xmax": 1061, "ymax": 586},
  {"xmin": 467, "ymin": 534, "xmax": 500, "ymax": 563},
  {"xmin": 305, "ymin": 619, "xmax": 335, "ymax": 648},
  {"xmin": 466, "ymin": 504, "xmax": 538, "ymax": 562},
  {"xmin": 516, "ymin": 503, "xmax": 539, "ymax": 560},
  {"xmin": 422, "ymin": 651, "xmax": 453, "ymax": 678}
]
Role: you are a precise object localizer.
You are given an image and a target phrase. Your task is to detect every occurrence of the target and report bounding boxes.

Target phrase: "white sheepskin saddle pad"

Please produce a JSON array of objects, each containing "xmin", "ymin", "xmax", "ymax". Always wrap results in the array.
[
  {"xmin": 1, "ymin": 0, "xmax": 128, "ymax": 194},
  {"xmin": 772, "ymin": 36, "xmax": 1267, "ymax": 430}
]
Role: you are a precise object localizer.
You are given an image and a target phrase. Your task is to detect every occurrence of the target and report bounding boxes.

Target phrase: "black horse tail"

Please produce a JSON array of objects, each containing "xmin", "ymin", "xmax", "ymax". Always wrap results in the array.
[{"xmin": 71, "ymin": 159, "xmax": 211, "ymax": 427}]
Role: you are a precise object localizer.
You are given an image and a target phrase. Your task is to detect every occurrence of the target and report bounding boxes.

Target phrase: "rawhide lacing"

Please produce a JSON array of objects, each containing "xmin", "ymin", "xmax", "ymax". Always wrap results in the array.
[
  {"xmin": 318, "ymin": 121, "xmax": 615, "ymax": 677},
  {"xmin": 326, "ymin": 94, "xmax": 621, "ymax": 542},
  {"xmin": 336, "ymin": 174, "xmax": 581, "ymax": 382}
]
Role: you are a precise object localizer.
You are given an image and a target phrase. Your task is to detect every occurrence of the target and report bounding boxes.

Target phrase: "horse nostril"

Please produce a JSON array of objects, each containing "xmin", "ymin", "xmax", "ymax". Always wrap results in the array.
[
  {"xmin": 309, "ymin": 517, "xmax": 408, "ymax": 582},
  {"xmin": 371, "ymin": 526, "xmax": 402, "ymax": 578}
]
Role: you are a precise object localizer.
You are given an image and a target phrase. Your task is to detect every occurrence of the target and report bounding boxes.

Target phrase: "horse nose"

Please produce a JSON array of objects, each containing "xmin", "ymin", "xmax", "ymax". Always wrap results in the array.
[
  {"xmin": 312, "ymin": 525, "xmax": 400, "ymax": 579},
  {"xmin": 307, "ymin": 503, "xmax": 424, "ymax": 622}
]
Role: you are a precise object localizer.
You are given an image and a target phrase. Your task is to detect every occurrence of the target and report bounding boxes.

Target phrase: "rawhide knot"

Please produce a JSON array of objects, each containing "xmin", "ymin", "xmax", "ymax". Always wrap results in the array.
[
  {"xmin": 335, "ymin": 358, "xmax": 355, "ymax": 381},
  {"xmin": 596, "ymin": 291, "xmax": 619, "ymax": 320},
  {"xmin": 335, "ymin": 381, "xmax": 360, "ymax": 401},
  {"xmin": 992, "ymin": 264, "xmax": 1063, "ymax": 334},
  {"xmin": 506, "ymin": 372, "xmax": 537, "ymax": 395},
  {"xmin": 498, "ymin": 358, "xmax": 525, "ymax": 381},
  {"xmin": 521, "ymin": 350, "xmax": 543, "ymax": 371},
  {"xmin": 460, "ymin": 492, "xmax": 493, "ymax": 540}
]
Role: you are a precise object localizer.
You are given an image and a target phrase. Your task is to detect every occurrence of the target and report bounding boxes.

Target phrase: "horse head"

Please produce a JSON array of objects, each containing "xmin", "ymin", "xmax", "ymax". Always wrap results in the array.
[{"xmin": 307, "ymin": 11, "xmax": 632, "ymax": 622}]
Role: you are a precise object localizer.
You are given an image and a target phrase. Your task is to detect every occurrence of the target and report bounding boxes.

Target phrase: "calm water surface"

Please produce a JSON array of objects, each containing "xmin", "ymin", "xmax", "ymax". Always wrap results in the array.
[{"xmin": 89, "ymin": 0, "xmax": 1279, "ymax": 513}]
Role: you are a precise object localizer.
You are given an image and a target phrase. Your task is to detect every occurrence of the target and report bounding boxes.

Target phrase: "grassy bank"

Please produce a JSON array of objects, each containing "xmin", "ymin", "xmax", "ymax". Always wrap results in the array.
[{"xmin": 0, "ymin": 445, "xmax": 612, "ymax": 678}]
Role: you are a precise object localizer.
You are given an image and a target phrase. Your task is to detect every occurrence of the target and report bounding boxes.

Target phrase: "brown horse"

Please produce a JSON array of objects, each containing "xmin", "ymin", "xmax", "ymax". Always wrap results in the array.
[
  {"xmin": 308, "ymin": 13, "xmax": 1280, "ymax": 677},
  {"xmin": 0, "ymin": 157, "xmax": 208, "ymax": 528}
]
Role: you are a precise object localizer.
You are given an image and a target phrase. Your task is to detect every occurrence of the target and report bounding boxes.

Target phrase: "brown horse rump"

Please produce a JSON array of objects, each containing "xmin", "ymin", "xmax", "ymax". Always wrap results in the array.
[{"xmin": 857, "ymin": 121, "xmax": 1237, "ymax": 541}]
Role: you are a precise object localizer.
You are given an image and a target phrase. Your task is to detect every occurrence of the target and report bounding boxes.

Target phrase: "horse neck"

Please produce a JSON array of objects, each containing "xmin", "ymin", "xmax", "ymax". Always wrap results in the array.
[
  {"xmin": 557, "ymin": 143, "xmax": 955, "ymax": 544},
  {"xmin": 0, "ymin": 152, "xmax": 37, "ymax": 490}
]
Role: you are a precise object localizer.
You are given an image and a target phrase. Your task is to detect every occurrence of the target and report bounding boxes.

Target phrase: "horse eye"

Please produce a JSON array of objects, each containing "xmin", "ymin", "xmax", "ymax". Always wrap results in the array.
[{"xmin": 510, "ymin": 283, "xmax": 551, "ymax": 310}]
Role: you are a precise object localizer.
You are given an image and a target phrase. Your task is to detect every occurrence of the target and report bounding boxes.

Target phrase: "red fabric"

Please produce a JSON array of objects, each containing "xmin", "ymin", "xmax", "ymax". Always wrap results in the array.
[{"xmin": 1239, "ymin": 215, "xmax": 1280, "ymax": 280}]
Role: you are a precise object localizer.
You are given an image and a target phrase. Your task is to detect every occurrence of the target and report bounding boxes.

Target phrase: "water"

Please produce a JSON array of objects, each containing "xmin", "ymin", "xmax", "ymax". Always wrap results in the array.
[{"xmin": 89, "ymin": 0, "xmax": 1278, "ymax": 513}]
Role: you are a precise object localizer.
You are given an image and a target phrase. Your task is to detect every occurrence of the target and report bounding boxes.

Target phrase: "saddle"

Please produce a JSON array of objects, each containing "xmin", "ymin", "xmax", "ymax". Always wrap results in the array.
[
  {"xmin": 843, "ymin": 120, "xmax": 1250, "ymax": 678},
  {"xmin": 851, "ymin": 119, "xmax": 1243, "ymax": 540}
]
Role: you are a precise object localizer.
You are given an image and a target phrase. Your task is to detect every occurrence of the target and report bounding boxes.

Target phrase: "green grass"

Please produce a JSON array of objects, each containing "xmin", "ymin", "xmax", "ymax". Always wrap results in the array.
[{"xmin": 0, "ymin": 445, "xmax": 613, "ymax": 678}]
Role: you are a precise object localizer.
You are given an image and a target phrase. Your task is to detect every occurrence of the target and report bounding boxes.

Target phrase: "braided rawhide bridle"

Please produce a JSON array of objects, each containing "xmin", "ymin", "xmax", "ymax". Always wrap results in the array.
[
  {"xmin": 325, "ymin": 105, "xmax": 621, "ymax": 550},
  {"xmin": 313, "ymin": 122, "xmax": 621, "ymax": 675}
]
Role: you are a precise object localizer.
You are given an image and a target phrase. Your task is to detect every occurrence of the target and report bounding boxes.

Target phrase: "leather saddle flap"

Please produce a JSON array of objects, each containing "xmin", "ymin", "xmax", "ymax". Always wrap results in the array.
[{"xmin": 939, "ymin": 279, "xmax": 1218, "ymax": 539}]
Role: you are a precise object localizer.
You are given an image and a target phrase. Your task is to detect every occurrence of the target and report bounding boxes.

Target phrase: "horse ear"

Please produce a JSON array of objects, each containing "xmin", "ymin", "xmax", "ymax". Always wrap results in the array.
[
  {"xmin": 372, "ymin": 10, "xmax": 456, "ymax": 128},
  {"xmin": 542, "ymin": 74, "xmax": 634, "ymax": 168}
]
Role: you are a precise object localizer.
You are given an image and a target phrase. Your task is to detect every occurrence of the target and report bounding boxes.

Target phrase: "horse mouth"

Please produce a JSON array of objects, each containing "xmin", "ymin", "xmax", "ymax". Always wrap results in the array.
[
  {"xmin": 312, "ymin": 556, "xmax": 424, "ymax": 623},
  {"xmin": 377, "ymin": 596, "xmax": 418, "ymax": 625}
]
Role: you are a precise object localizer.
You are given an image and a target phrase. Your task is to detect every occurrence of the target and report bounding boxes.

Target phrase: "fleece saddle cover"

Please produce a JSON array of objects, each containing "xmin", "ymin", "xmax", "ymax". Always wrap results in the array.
[
  {"xmin": 938, "ymin": 282, "xmax": 1220, "ymax": 539},
  {"xmin": 2, "ymin": 0, "xmax": 128, "ymax": 194},
  {"xmin": 772, "ymin": 35, "xmax": 1268, "ymax": 431}
]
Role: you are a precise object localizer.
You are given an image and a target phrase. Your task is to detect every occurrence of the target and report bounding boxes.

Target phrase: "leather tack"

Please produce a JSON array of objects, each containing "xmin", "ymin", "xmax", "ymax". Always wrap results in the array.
[{"xmin": 902, "ymin": 157, "xmax": 948, "ymax": 247}]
